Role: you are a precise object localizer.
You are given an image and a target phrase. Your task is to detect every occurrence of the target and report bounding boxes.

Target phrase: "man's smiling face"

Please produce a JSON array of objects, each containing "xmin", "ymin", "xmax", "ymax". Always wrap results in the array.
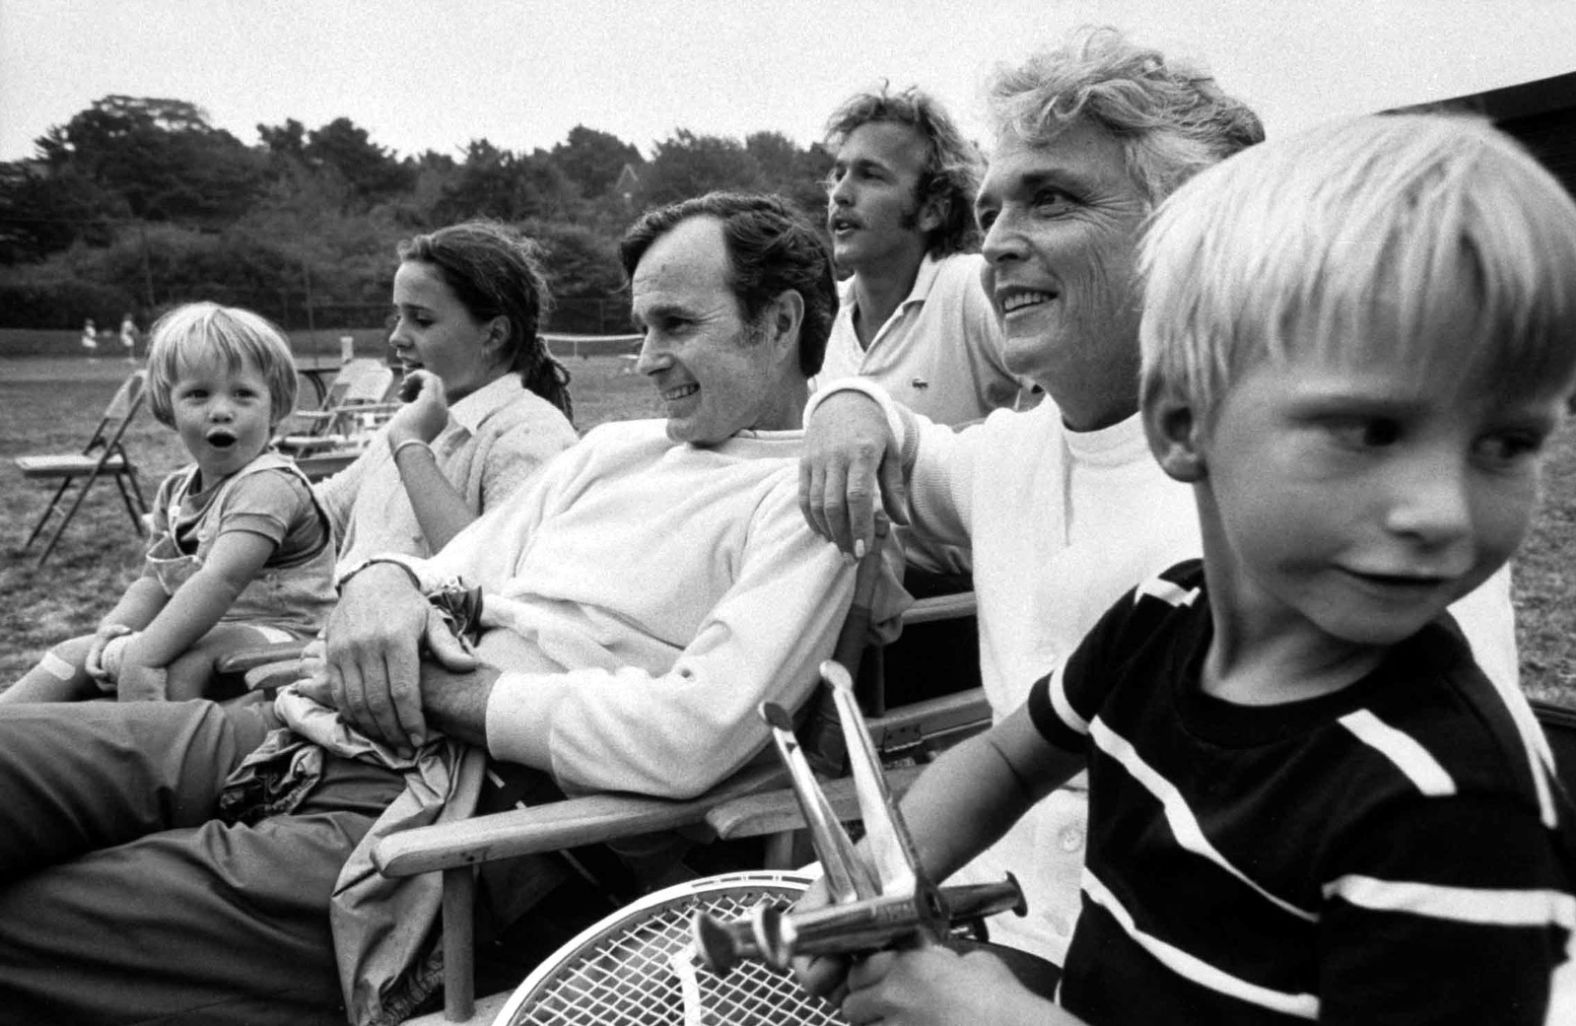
[
  {"xmin": 630, "ymin": 216, "xmax": 795, "ymax": 446},
  {"xmin": 975, "ymin": 120, "xmax": 1150, "ymax": 430}
]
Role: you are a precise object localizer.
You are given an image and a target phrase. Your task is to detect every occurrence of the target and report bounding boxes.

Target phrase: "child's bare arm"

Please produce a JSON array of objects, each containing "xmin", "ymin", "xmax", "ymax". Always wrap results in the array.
[
  {"xmin": 122, "ymin": 530, "xmax": 276, "ymax": 673},
  {"xmin": 85, "ymin": 576, "xmax": 172, "ymax": 680},
  {"xmin": 100, "ymin": 575, "xmax": 170, "ymax": 633},
  {"xmin": 901, "ymin": 703, "xmax": 1085, "ymax": 885},
  {"xmin": 797, "ymin": 704, "xmax": 1085, "ymax": 1003}
]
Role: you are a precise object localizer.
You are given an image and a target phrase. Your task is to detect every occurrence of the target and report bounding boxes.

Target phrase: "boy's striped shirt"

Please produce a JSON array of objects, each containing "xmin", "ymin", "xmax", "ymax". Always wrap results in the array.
[{"xmin": 1027, "ymin": 560, "xmax": 1576, "ymax": 1025}]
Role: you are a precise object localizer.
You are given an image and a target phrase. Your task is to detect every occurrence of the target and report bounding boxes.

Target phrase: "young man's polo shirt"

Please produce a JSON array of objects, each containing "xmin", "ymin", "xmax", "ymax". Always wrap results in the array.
[{"xmin": 814, "ymin": 252, "xmax": 1028, "ymax": 427}]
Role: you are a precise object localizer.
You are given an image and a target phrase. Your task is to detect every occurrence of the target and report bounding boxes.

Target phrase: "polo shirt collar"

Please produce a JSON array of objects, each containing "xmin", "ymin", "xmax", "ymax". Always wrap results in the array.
[
  {"xmin": 899, "ymin": 252, "xmax": 946, "ymax": 311},
  {"xmin": 449, "ymin": 374, "xmax": 523, "ymax": 434}
]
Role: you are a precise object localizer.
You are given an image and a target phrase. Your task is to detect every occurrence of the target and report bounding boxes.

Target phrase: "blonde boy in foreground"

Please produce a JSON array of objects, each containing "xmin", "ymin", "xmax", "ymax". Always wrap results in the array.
[{"xmin": 799, "ymin": 113, "xmax": 1576, "ymax": 1024}]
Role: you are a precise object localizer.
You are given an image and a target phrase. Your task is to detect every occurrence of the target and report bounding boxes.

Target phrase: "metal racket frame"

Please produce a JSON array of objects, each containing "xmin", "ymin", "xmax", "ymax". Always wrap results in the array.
[{"xmin": 491, "ymin": 870, "xmax": 844, "ymax": 1026}]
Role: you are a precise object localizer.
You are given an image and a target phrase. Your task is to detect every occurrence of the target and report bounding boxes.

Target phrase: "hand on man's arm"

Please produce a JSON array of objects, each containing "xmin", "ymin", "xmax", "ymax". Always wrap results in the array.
[
  {"xmin": 325, "ymin": 561, "xmax": 478, "ymax": 755},
  {"xmin": 798, "ymin": 391, "xmax": 910, "ymax": 559},
  {"xmin": 417, "ymin": 661, "xmax": 497, "ymax": 748},
  {"xmin": 297, "ymin": 641, "xmax": 492, "ymax": 749}
]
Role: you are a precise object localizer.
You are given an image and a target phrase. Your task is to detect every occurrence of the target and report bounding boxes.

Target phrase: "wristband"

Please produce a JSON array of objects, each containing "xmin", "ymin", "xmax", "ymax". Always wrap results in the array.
[
  {"xmin": 390, "ymin": 437, "xmax": 433, "ymax": 462},
  {"xmin": 339, "ymin": 557, "xmax": 423, "ymax": 593}
]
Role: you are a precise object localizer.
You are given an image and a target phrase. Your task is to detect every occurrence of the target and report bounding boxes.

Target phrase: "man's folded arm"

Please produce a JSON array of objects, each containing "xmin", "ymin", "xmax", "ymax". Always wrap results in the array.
[{"xmin": 482, "ymin": 500, "xmax": 888, "ymax": 799}]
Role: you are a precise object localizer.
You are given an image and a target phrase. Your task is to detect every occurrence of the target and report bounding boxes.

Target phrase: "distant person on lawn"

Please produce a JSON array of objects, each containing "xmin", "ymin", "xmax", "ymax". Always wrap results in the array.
[
  {"xmin": 80, "ymin": 316, "xmax": 98, "ymax": 359},
  {"xmin": 4, "ymin": 302, "xmax": 338, "ymax": 704},
  {"xmin": 120, "ymin": 311, "xmax": 140, "ymax": 362}
]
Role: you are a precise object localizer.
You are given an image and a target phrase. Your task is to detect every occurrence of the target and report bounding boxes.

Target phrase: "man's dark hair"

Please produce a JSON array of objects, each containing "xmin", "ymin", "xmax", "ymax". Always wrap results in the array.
[
  {"xmin": 825, "ymin": 84, "xmax": 983, "ymax": 257},
  {"xmin": 620, "ymin": 192, "xmax": 838, "ymax": 376}
]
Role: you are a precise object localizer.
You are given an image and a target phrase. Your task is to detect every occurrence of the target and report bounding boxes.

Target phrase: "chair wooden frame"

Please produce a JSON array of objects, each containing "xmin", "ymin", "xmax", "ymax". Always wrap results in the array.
[{"xmin": 16, "ymin": 369, "xmax": 150, "ymax": 566}]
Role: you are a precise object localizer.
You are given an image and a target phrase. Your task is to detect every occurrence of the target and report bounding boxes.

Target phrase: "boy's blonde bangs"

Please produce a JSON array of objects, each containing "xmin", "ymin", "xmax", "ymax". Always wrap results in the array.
[
  {"xmin": 146, "ymin": 302, "xmax": 299, "ymax": 427},
  {"xmin": 1140, "ymin": 113, "xmax": 1576, "ymax": 415}
]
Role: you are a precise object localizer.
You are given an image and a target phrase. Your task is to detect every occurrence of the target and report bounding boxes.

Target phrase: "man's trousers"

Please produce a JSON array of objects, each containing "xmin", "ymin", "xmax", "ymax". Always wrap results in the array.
[{"xmin": 0, "ymin": 700, "xmax": 403, "ymax": 1025}]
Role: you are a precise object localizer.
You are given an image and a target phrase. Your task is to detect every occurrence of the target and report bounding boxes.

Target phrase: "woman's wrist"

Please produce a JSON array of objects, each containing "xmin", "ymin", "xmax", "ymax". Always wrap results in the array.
[{"xmin": 390, "ymin": 437, "xmax": 434, "ymax": 462}]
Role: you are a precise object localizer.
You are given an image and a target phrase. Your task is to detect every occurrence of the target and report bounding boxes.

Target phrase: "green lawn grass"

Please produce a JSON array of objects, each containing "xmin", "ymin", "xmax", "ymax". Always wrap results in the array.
[{"xmin": 4, "ymin": 354, "xmax": 1575, "ymax": 708}]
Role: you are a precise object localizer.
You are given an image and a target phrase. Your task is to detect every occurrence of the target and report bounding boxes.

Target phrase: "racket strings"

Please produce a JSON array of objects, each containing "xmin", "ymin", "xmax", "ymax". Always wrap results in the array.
[{"xmin": 505, "ymin": 886, "xmax": 843, "ymax": 1025}]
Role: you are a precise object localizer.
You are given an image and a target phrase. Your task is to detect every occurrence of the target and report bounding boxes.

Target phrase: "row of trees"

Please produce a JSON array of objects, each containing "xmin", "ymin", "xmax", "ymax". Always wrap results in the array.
[{"xmin": 0, "ymin": 96, "xmax": 835, "ymax": 332}]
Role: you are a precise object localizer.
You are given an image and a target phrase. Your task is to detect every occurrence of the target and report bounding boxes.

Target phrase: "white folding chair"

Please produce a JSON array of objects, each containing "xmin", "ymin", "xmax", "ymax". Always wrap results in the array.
[{"xmin": 16, "ymin": 369, "xmax": 149, "ymax": 566}]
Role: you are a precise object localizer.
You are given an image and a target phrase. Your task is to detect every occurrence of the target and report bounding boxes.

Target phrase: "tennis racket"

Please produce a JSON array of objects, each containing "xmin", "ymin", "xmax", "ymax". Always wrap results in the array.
[{"xmin": 490, "ymin": 870, "xmax": 843, "ymax": 1026}]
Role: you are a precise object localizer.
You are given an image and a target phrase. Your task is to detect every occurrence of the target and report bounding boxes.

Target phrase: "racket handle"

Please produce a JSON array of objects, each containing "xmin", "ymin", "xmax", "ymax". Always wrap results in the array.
[
  {"xmin": 694, "ymin": 901, "xmax": 790, "ymax": 975},
  {"xmin": 693, "ymin": 876, "xmax": 1025, "ymax": 974}
]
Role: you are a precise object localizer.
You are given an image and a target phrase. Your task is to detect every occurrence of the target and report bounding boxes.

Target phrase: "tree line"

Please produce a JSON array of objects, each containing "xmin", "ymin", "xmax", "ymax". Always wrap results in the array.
[{"xmin": 0, "ymin": 95, "xmax": 835, "ymax": 333}]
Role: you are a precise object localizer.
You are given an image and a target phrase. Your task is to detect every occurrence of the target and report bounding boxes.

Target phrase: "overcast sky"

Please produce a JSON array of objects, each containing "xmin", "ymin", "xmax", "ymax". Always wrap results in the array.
[{"xmin": 2, "ymin": 0, "xmax": 1573, "ymax": 163}]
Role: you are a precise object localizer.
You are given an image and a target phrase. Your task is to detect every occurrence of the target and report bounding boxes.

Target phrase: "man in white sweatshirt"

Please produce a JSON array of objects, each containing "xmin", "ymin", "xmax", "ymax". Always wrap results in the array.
[{"xmin": 0, "ymin": 192, "xmax": 904, "ymax": 1026}]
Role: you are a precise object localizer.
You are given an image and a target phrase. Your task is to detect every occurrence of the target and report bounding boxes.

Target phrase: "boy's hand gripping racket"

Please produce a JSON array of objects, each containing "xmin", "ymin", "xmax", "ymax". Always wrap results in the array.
[{"xmin": 692, "ymin": 660, "xmax": 1025, "ymax": 973}]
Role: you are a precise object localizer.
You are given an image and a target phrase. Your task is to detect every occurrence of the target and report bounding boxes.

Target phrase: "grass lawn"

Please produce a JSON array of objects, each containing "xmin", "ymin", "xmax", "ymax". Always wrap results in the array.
[{"xmin": 3, "ymin": 354, "xmax": 1575, "ymax": 709}]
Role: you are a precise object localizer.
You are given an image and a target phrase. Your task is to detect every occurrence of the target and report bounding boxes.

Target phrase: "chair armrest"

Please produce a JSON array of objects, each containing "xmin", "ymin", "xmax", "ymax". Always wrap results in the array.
[
  {"xmin": 294, "ymin": 450, "xmax": 362, "ymax": 482},
  {"xmin": 802, "ymin": 685, "xmax": 991, "ymax": 778},
  {"xmin": 276, "ymin": 435, "xmax": 351, "ymax": 457},
  {"xmin": 903, "ymin": 590, "xmax": 977, "ymax": 625},
  {"xmin": 245, "ymin": 661, "xmax": 311, "ymax": 692},
  {"xmin": 704, "ymin": 763, "xmax": 926, "ymax": 841},
  {"xmin": 373, "ymin": 761, "xmax": 789, "ymax": 879},
  {"xmin": 343, "ymin": 401, "xmax": 404, "ymax": 416},
  {"xmin": 866, "ymin": 687, "xmax": 991, "ymax": 755},
  {"xmin": 214, "ymin": 641, "xmax": 311, "ymax": 676}
]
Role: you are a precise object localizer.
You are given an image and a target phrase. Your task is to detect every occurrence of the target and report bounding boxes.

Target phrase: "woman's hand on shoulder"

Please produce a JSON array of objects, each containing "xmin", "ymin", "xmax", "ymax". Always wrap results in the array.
[
  {"xmin": 322, "ymin": 562, "xmax": 481, "ymax": 755},
  {"xmin": 387, "ymin": 369, "xmax": 450, "ymax": 446},
  {"xmin": 800, "ymin": 391, "xmax": 909, "ymax": 559}
]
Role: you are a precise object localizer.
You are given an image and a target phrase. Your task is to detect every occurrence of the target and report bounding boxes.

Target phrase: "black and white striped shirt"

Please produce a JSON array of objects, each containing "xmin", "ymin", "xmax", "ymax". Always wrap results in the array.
[{"xmin": 1028, "ymin": 561, "xmax": 1575, "ymax": 1024}]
